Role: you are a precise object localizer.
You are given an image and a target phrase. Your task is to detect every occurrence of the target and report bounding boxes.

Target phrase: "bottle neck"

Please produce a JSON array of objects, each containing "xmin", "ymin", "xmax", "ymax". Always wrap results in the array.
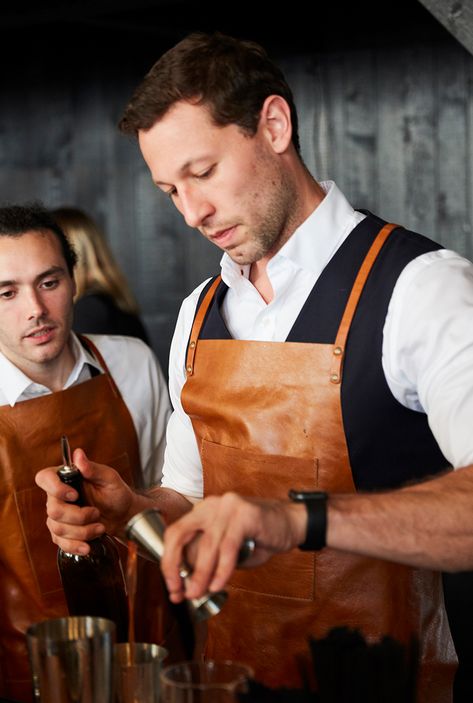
[{"xmin": 57, "ymin": 466, "xmax": 86, "ymax": 507}]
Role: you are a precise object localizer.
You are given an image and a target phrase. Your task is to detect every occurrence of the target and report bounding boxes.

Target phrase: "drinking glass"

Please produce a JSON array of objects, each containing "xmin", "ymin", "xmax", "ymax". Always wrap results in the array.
[
  {"xmin": 114, "ymin": 642, "xmax": 168, "ymax": 703},
  {"xmin": 160, "ymin": 660, "xmax": 253, "ymax": 703}
]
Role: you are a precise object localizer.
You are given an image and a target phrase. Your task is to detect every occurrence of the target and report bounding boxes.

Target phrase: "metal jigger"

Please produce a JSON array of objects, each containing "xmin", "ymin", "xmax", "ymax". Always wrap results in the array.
[{"xmin": 126, "ymin": 509, "xmax": 233, "ymax": 622}]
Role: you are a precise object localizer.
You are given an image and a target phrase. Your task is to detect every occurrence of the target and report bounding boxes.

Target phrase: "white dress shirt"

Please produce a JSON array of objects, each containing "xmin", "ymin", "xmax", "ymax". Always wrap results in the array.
[
  {"xmin": 0, "ymin": 333, "xmax": 171, "ymax": 488},
  {"xmin": 162, "ymin": 181, "xmax": 473, "ymax": 498}
]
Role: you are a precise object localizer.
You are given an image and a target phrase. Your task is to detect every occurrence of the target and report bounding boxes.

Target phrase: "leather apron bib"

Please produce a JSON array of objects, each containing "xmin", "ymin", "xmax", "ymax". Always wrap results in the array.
[
  {"xmin": 0, "ymin": 337, "xmax": 173, "ymax": 702},
  {"xmin": 181, "ymin": 224, "xmax": 456, "ymax": 702}
]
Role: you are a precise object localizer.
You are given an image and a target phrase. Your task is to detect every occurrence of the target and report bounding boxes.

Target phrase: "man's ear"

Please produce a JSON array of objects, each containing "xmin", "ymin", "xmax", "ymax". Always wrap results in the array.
[{"xmin": 258, "ymin": 95, "xmax": 293, "ymax": 154}]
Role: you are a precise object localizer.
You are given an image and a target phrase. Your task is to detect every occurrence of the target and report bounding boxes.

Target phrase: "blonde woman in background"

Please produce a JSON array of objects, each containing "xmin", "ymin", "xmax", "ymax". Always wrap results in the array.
[{"xmin": 53, "ymin": 207, "xmax": 150, "ymax": 343}]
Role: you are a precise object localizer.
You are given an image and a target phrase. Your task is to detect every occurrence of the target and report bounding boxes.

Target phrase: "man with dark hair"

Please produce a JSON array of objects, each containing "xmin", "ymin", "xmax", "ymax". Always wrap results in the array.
[
  {"xmin": 0, "ymin": 203, "xmax": 171, "ymax": 702},
  {"xmin": 37, "ymin": 33, "xmax": 473, "ymax": 701},
  {"xmin": 0, "ymin": 202, "xmax": 78, "ymax": 275},
  {"xmin": 119, "ymin": 32, "xmax": 301, "ymax": 152}
]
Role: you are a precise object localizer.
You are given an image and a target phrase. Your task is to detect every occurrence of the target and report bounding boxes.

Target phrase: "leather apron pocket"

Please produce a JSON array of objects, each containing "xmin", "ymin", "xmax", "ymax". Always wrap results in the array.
[{"xmin": 201, "ymin": 439, "xmax": 318, "ymax": 600}]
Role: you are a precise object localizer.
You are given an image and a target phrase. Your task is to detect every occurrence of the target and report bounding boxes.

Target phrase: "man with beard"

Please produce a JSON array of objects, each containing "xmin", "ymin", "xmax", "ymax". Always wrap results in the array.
[
  {"xmin": 37, "ymin": 33, "xmax": 473, "ymax": 703},
  {"xmin": 0, "ymin": 203, "xmax": 172, "ymax": 702}
]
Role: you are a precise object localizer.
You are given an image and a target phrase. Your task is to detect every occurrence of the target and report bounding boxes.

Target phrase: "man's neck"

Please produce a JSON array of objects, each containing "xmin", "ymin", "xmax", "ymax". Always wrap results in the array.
[{"xmin": 249, "ymin": 262, "xmax": 274, "ymax": 304}]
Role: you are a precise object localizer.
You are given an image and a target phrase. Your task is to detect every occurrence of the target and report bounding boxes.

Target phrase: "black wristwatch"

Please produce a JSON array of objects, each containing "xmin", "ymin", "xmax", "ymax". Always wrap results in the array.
[{"xmin": 288, "ymin": 489, "xmax": 328, "ymax": 551}]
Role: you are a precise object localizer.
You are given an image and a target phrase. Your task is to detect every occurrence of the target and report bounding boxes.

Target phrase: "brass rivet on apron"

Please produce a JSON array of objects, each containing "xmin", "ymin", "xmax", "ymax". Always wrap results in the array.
[
  {"xmin": 189, "ymin": 341, "xmax": 196, "ymax": 349},
  {"xmin": 330, "ymin": 373, "xmax": 340, "ymax": 383},
  {"xmin": 333, "ymin": 346, "xmax": 343, "ymax": 356},
  {"xmin": 186, "ymin": 365, "xmax": 193, "ymax": 373}
]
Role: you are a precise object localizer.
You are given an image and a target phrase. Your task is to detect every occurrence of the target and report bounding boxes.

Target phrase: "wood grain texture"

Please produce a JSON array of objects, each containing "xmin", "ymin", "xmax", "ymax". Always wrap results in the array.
[{"xmin": 418, "ymin": 0, "xmax": 473, "ymax": 58}]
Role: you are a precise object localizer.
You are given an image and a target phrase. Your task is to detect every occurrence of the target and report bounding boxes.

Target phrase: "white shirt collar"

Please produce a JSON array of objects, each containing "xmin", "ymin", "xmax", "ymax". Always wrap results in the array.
[
  {"xmin": 0, "ymin": 332, "xmax": 103, "ymax": 407},
  {"xmin": 220, "ymin": 181, "xmax": 364, "ymax": 289}
]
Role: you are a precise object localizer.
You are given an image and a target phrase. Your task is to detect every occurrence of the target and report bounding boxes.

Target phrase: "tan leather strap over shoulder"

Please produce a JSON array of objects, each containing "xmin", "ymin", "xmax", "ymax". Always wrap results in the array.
[
  {"xmin": 185, "ymin": 276, "xmax": 222, "ymax": 376},
  {"xmin": 330, "ymin": 222, "xmax": 399, "ymax": 384},
  {"xmin": 78, "ymin": 334, "xmax": 119, "ymax": 397}
]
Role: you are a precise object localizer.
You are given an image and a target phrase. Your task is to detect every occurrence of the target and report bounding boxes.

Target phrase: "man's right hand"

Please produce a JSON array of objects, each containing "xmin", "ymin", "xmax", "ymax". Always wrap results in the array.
[
  {"xmin": 35, "ymin": 447, "xmax": 145, "ymax": 555},
  {"xmin": 161, "ymin": 493, "xmax": 308, "ymax": 603}
]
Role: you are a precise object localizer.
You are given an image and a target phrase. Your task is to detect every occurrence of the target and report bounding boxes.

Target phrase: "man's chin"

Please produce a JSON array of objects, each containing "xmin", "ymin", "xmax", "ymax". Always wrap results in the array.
[
  {"xmin": 30, "ymin": 350, "xmax": 61, "ymax": 366},
  {"xmin": 25, "ymin": 336, "xmax": 68, "ymax": 364},
  {"xmin": 227, "ymin": 247, "xmax": 264, "ymax": 266}
]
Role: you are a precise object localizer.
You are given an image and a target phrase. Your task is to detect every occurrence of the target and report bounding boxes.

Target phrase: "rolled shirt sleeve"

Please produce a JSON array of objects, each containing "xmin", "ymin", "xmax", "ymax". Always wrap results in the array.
[{"xmin": 382, "ymin": 249, "xmax": 473, "ymax": 468}]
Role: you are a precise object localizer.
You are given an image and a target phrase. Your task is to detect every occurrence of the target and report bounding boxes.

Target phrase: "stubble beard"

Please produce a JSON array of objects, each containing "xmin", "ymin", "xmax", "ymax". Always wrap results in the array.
[{"xmin": 228, "ymin": 165, "xmax": 300, "ymax": 267}]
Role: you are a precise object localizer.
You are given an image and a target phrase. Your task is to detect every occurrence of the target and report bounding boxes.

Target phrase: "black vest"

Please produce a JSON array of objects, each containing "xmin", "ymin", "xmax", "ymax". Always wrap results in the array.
[{"xmin": 192, "ymin": 212, "xmax": 450, "ymax": 490}]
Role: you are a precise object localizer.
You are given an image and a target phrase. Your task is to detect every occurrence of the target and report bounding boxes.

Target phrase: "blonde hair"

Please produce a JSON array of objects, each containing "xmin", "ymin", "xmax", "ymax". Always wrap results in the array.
[{"xmin": 53, "ymin": 207, "xmax": 139, "ymax": 315}]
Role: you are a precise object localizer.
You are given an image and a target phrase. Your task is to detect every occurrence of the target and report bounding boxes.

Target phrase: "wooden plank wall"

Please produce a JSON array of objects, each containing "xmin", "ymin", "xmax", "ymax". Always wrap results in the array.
[
  {"xmin": 0, "ymin": 37, "xmax": 471, "ymax": 372},
  {"xmin": 281, "ymin": 41, "xmax": 473, "ymax": 258}
]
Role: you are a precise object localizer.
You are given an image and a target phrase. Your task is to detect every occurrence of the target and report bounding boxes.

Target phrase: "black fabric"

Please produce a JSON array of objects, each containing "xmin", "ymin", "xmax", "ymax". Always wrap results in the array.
[
  {"xmin": 195, "ymin": 213, "xmax": 450, "ymax": 491},
  {"xmin": 443, "ymin": 572, "xmax": 473, "ymax": 703},
  {"xmin": 73, "ymin": 292, "xmax": 150, "ymax": 345},
  {"xmin": 194, "ymin": 276, "xmax": 232, "ymax": 341},
  {"xmin": 333, "ymin": 214, "xmax": 449, "ymax": 490}
]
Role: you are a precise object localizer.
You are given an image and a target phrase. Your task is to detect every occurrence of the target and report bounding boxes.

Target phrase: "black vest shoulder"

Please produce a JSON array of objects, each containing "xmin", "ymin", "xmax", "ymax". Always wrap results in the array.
[{"xmin": 193, "ymin": 213, "xmax": 450, "ymax": 490}]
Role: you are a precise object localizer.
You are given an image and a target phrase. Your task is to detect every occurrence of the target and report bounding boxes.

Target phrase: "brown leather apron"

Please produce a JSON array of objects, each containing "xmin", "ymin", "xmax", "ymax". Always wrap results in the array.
[
  {"xmin": 0, "ymin": 337, "xmax": 175, "ymax": 702},
  {"xmin": 181, "ymin": 224, "xmax": 456, "ymax": 702}
]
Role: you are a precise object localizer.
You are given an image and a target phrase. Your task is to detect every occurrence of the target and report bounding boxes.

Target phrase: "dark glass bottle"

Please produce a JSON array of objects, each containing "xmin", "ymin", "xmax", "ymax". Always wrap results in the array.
[{"xmin": 57, "ymin": 462, "xmax": 129, "ymax": 642}]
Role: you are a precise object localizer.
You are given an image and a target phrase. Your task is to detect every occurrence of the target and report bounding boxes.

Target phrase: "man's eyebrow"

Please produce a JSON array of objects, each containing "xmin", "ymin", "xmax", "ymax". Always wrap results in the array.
[{"xmin": 0, "ymin": 265, "xmax": 66, "ymax": 288}]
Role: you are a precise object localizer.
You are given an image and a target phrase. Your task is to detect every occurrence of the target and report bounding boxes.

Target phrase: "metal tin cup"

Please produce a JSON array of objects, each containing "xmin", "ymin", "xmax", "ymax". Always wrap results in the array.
[
  {"xmin": 160, "ymin": 660, "xmax": 253, "ymax": 703},
  {"xmin": 26, "ymin": 615, "xmax": 116, "ymax": 702},
  {"xmin": 114, "ymin": 642, "xmax": 168, "ymax": 703}
]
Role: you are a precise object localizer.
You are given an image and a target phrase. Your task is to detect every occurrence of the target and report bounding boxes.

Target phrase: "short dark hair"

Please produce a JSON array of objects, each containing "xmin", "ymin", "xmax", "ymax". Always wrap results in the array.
[
  {"xmin": 119, "ymin": 32, "xmax": 300, "ymax": 153},
  {"xmin": 0, "ymin": 202, "xmax": 77, "ymax": 276}
]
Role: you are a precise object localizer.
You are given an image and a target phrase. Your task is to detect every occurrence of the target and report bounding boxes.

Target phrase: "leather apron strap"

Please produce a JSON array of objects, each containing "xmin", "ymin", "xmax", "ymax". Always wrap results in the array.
[{"xmin": 186, "ymin": 276, "xmax": 222, "ymax": 376}]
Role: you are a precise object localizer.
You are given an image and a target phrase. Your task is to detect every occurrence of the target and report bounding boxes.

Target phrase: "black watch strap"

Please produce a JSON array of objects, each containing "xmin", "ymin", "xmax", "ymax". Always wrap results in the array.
[{"xmin": 288, "ymin": 489, "xmax": 328, "ymax": 551}]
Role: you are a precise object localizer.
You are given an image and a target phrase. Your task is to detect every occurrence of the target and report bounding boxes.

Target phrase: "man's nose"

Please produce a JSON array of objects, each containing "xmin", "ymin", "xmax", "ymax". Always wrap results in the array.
[
  {"xmin": 27, "ymin": 289, "xmax": 47, "ymax": 320},
  {"xmin": 179, "ymin": 189, "xmax": 214, "ymax": 229}
]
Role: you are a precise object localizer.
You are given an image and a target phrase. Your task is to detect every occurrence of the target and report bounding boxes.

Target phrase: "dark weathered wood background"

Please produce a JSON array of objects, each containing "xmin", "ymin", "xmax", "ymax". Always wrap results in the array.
[{"xmin": 0, "ymin": 5, "xmax": 470, "ymax": 371}]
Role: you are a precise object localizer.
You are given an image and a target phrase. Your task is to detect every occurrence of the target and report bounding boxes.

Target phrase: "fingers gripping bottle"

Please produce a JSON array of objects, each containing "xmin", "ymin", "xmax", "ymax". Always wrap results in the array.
[{"xmin": 56, "ymin": 436, "xmax": 129, "ymax": 641}]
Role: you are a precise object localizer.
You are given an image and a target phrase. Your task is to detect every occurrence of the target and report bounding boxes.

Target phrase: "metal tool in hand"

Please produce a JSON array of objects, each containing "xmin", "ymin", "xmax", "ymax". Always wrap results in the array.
[
  {"xmin": 60, "ymin": 434, "xmax": 74, "ymax": 473},
  {"xmin": 126, "ymin": 508, "xmax": 255, "ymax": 622}
]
